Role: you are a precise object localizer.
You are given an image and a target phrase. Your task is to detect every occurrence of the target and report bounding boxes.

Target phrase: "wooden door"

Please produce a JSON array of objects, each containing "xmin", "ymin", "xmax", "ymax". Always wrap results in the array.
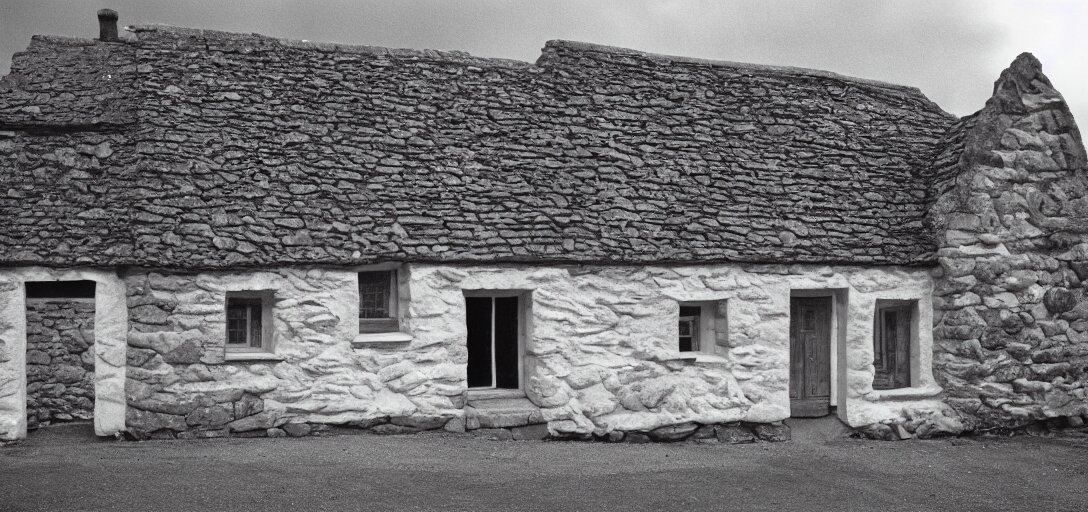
[{"xmin": 789, "ymin": 297, "xmax": 831, "ymax": 417}]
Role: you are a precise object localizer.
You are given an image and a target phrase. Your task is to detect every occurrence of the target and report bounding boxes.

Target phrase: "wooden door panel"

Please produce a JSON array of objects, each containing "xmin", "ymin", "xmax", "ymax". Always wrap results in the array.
[
  {"xmin": 789, "ymin": 296, "xmax": 832, "ymax": 417},
  {"xmin": 789, "ymin": 299, "xmax": 802, "ymax": 400}
]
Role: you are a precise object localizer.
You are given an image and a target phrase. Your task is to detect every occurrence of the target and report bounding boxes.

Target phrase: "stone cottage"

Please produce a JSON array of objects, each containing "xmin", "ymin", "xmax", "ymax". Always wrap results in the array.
[{"xmin": 0, "ymin": 11, "xmax": 1085, "ymax": 442}]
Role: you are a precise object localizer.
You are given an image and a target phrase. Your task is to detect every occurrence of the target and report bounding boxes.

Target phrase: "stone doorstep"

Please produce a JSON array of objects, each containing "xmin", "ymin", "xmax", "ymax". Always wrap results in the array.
[{"xmin": 464, "ymin": 397, "xmax": 545, "ymax": 429}]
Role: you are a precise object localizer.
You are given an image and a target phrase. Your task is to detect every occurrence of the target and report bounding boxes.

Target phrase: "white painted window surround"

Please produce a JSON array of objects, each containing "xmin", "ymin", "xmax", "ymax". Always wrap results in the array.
[
  {"xmin": 351, "ymin": 263, "xmax": 412, "ymax": 348},
  {"xmin": 862, "ymin": 297, "xmax": 940, "ymax": 400},
  {"xmin": 223, "ymin": 290, "xmax": 275, "ymax": 358},
  {"xmin": 676, "ymin": 300, "xmax": 727, "ymax": 356}
]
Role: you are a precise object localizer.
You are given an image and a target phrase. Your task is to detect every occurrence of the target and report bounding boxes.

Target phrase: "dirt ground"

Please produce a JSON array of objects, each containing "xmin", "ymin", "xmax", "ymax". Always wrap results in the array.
[{"xmin": 1, "ymin": 422, "xmax": 1086, "ymax": 512}]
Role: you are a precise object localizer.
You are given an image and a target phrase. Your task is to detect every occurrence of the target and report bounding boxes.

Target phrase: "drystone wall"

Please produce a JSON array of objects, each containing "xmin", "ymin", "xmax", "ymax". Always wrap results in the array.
[
  {"xmin": 930, "ymin": 53, "xmax": 1088, "ymax": 432},
  {"xmin": 0, "ymin": 27, "xmax": 954, "ymax": 270},
  {"xmin": 25, "ymin": 299, "xmax": 96, "ymax": 428}
]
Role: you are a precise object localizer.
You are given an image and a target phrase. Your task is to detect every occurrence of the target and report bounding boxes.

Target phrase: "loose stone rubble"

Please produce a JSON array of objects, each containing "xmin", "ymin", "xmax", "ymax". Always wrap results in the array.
[{"xmin": 0, "ymin": 21, "xmax": 1085, "ymax": 442}]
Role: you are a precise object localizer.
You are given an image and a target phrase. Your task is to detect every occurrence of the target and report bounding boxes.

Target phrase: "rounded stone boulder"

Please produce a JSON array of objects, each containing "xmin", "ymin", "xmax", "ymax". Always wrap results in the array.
[
  {"xmin": 647, "ymin": 421, "xmax": 699, "ymax": 442},
  {"xmin": 1043, "ymin": 287, "xmax": 1077, "ymax": 314}
]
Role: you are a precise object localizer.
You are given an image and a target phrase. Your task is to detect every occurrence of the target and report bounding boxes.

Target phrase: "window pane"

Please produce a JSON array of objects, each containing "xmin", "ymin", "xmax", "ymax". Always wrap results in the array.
[
  {"xmin": 227, "ymin": 298, "xmax": 264, "ymax": 348},
  {"xmin": 678, "ymin": 309, "xmax": 700, "ymax": 352},
  {"xmin": 359, "ymin": 271, "xmax": 392, "ymax": 319},
  {"xmin": 249, "ymin": 304, "xmax": 262, "ymax": 348},
  {"xmin": 226, "ymin": 305, "xmax": 249, "ymax": 344},
  {"xmin": 873, "ymin": 304, "xmax": 912, "ymax": 390}
]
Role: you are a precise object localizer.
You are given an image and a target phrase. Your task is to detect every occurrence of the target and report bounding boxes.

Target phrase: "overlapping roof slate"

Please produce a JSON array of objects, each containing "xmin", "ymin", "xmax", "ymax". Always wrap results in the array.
[{"xmin": 0, "ymin": 25, "xmax": 957, "ymax": 268}]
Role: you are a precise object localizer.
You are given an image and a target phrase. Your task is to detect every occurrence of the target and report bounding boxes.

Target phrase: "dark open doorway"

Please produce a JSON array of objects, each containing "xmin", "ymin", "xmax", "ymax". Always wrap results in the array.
[{"xmin": 465, "ymin": 296, "xmax": 520, "ymax": 389}]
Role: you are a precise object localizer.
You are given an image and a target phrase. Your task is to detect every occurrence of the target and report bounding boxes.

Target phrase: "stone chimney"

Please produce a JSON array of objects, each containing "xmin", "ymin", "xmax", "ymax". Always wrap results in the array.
[{"xmin": 97, "ymin": 9, "xmax": 119, "ymax": 42}]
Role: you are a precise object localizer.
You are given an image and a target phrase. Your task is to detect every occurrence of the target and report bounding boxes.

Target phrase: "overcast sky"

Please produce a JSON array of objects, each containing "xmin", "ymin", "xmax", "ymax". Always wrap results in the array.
[{"xmin": 1, "ymin": 0, "xmax": 1085, "ymax": 124}]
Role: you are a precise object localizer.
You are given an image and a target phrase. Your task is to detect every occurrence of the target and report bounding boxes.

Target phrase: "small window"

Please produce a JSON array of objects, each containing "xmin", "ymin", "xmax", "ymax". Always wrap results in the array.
[
  {"xmin": 677, "ymin": 301, "xmax": 727, "ymax": 353},
  {"xmin": 678, "ymin": 306, "xmax": 702, "ymax": 352},
  {"xmin": 359, "ymin": 270, "xmax": 399, "ymax": 333},
  {"xmin": 873, "ymin": 301, "xmax": 914, "ymax": 390},
  {"xmin": 225, "ymin": 293, "xmax": 272, "ymax": 353}
]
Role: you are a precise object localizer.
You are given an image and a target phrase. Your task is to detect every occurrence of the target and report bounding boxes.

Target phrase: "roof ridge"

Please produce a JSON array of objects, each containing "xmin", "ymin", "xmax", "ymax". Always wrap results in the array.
[
  {"xmin": 544, "ymin": 39, "xmax": 928, "ymax": 96},
  {"xmin": 127, "ymin": 24, "xmax": 532, "ymax": 67},
  {"xmin": 126, "ymin": 25, "xmax": 944, "ymax": 100}
]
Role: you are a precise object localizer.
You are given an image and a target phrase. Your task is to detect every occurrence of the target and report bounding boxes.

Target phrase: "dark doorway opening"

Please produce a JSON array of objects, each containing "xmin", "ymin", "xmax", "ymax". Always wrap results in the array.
[
  {"xmin": 466, "ymin": 296, "xmax": 520, "ymax": 389},
  {"xmin": 789, "ymin": 296, "xmax": 831, "ymax": 417}
]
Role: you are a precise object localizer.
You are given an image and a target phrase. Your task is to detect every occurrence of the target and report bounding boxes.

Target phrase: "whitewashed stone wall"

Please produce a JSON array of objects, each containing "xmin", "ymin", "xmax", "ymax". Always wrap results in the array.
[
  {"xmin": 0, "ymin": 268, "xmax": 126, "ymax": 441},
  {"xmin": 2, "ymin": 264, "xmax": 949, "ymax": 439},
  {"xmin": 407, "ymin": 263, "xmax": 945, "ymax": 436},
  {"xmin": 124, "ymin": 268, "xmax": 465, "ymax": 437}
]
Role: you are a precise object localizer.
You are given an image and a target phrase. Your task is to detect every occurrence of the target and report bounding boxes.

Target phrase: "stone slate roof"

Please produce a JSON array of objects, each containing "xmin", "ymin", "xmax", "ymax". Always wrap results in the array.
[{"xmin": 0, "ymin": 25, "xmax": 957, "ymax": 269}]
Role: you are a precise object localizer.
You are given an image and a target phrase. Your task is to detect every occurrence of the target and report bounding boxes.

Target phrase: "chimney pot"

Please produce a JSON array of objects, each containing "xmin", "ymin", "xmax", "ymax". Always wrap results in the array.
[{"xmin": 97, "ymin": 9, "xmax": 119, "ymax": 42}]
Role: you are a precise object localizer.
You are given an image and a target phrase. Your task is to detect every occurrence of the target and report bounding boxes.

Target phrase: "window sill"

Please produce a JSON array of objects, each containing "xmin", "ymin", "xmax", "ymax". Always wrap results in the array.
[
  {"xmin": 224, "ymin": 352, "xmax": 285, "ymax": 362},
  {"xmin": 865, "ymin": 384, "xmax": 942, "ymax": 401},
  {"xmin": 467, "ymin": 388, "xmax": 526, "ymax": 400},
  {"xmin": 658, "ymin": 352, "xmax": 726, "ymax": 363},
  {"xmin": 657, "ymin": 352, "xmax": 699, "ymax": 362},
  {"xmin": 693, "ymin": 353, "xmax": 729, "ymax": 365},
  {"xmin": 351, "ymin": 332, "xmax": 413, "ymax": 348}
]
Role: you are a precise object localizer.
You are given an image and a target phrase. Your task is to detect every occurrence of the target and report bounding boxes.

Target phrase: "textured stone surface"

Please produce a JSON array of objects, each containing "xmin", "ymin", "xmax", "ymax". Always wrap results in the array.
[
  {"xmin": 2, "ymin": 24, "xmax": 1086, "ymax": 441},
  {"xmin": 647, "ymin": 421, "xmax": 699, "ymax": 441},
  {"xmin": 122, "ymin": 268, "xmax": 462, "ymax": 437},
  {"xmin": 928, "ymin": 53, "xmax": 1088, "ymax": 432},
  {"xmin": 114, "ymin": 261, "xmax": 937, "ymax": 437},
  {"xmin": 24, "ymin": 299, "xmax": 95, "ymax": 429},
  {"xmin": 715, "ymin": 423, "xmax": 757, "ymax": 444},
  {"xmin": 0, "ymin": 27, "xmax": 953, "ymax": 269},
  {"xmin": 409, "ymin": 263, "xmax": 935, "ymax": 436},
  {"xmin": 752, "ymin": 422, "xmax": 791, "ymax": 442},
  {"xmin": 0, "ymin": 36, "xmax": 136, "ymax": 128}
]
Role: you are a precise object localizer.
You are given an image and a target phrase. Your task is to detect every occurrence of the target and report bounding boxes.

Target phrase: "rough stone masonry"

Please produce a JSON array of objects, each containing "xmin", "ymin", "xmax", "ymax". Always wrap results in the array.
[
  {"xmin": 24, "ymin": 299, "xmax": 96, "ymax": 429},
  {"xmin": 0, "ymin": 14, "xmax": 1085, "ymax": 442}
]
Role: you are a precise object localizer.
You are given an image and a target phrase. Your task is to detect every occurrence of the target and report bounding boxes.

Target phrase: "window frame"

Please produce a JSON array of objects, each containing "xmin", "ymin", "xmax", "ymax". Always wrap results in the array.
[
  {"xmin": 359, "ymin": 269, "xmax": 400, "ymax": 334},
  {"xmin": 463, "ymin": 289, "xmax": 528, "ymax": 396},
  {"xmin": 872, "ymin": 300, "xmax": 915, "ymax": 390},
  {"xmin": 677, "ymin": 300, "xmax": 726, "ymax": 354},
  {"xmin": 224, "ymin": 291, "xmax": 274, "ymax": 354},
  {"xmin": 678, "ymin": 306, "xmax": 702, "ymax": 352}
]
